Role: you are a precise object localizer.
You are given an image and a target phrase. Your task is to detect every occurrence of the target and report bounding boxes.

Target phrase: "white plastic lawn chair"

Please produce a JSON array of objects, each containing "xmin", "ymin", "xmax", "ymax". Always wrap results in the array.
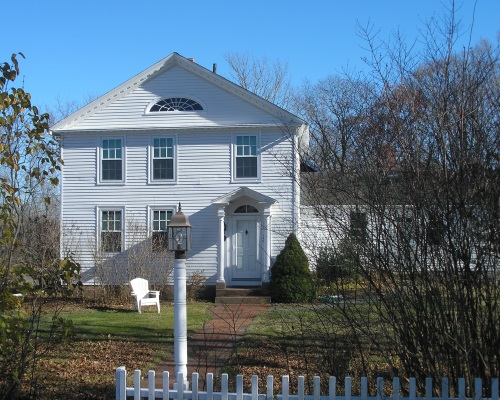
[{"xmin": 130, "ymin": 278, "xmax": 160, "ymax": 313}]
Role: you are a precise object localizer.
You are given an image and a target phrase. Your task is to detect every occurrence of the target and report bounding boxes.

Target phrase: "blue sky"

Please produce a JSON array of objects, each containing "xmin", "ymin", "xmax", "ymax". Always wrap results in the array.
[{"xmin": 5, "ymin": 0, "xmax": 499, "ymax": 112}]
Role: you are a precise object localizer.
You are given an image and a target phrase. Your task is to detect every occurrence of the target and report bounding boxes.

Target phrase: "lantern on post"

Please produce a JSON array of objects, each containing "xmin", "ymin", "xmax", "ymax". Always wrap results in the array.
[
  {"xmin": 167, "ymin": 203, "xmax": 192, "ymax": 390},
  {"xmin": 168, "ymin": 203, "xmax": 192, "ymax": 254}
]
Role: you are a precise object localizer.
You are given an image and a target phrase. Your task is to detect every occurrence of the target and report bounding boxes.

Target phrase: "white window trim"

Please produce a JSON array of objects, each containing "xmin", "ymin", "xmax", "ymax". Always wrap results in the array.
[
  {"xmin": 148, "ymin": 205, "xmax": 177, "ymax": 252},
  {"xmin": 147, "ymin": 205, "xmax": 177, "ymax": 236},
  {"xmin": 97, "ymin": 136, "xmax": 126, "ymax": 185},
  {"xmin": 148, "ymin": 135, "xmax": 178, "ymax": 184},
  {"xmin": 96, "ymin": 206, "xmax": 126, "ymax": 254},
  {"xmin": 231, "ymin": 132, "xmax": 261, "ymax": 183}
]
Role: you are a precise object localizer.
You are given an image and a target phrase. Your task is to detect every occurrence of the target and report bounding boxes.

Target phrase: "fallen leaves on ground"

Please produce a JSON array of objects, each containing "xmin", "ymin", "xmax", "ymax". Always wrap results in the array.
[{"xmin": 29, "ymin": 340, "xmax": 166, "ymax": 399}]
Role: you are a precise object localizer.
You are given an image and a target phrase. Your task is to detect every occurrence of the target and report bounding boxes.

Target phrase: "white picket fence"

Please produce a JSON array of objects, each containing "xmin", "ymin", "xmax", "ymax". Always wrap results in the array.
[{"xmin": 115, "ymin": 367, "xmax": 499, "ymax": 400}]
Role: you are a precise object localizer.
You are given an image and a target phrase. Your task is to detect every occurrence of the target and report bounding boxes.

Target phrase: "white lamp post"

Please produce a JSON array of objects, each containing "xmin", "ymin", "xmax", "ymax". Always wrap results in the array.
[{"xmin": 167, "ymin": 203, "xmax": 192, "ymax": 390}]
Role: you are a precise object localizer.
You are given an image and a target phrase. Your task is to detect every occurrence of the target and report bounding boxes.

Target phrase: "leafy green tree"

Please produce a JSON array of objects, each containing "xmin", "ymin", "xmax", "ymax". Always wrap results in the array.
[
  {"xmin": 0, "ymin": 53, "xmax": 80, "ymax": 399},
  {"xmin": 270, "ymin": 233, "xmax": 315, "ymax": 303}
]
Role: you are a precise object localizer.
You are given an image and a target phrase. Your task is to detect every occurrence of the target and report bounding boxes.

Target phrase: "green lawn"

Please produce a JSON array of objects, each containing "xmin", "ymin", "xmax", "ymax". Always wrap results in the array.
[{"xmin": 41, "ymin": 301, "xmax": 212, "ymax": 343}]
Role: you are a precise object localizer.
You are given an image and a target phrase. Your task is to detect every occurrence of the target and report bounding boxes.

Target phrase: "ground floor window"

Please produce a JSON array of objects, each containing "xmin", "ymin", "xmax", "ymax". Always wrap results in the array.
[
  {"xmin": 101, "ymin": 210, "xmax": 123, "ymax": 252},
  {"xmin": 151, "ymin": 209, "xmax": 173, "ymax": 252},
  {"xmin": 350, "ymin": 210, "xmax": 367, "ymax": 244}
]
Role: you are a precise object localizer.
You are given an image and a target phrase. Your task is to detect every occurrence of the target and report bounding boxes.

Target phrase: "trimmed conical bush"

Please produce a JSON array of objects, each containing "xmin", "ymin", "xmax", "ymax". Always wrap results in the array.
[{"xmin": 270, "ymin": 233, "xmax": 315, "ymax": 303}]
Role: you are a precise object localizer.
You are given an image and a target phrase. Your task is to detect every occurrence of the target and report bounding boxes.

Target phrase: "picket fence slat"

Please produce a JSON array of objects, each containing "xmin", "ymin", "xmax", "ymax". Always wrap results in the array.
[
  {"xmin": 267, "ymin": 375, "xmax": 274, "ymax": 400},
  {"xmin": 115, "ymin": 368, "xmax": 499, "ymax": 400},
  {"xmin": 329, "ymin": 377, "xmax": 336, "ymax": 400},
  {"xmin": 236, "ymin": 375, "xmax": 243, "ymax": 400},
  {"xmin": 345, "ymin": 377, "xmax": 352, "ymax": 400},
  {"xmin": 361, "ymin": 377, "xmax": 368, "ymax": 400},
  {"xmin": 314, "ymin": 376, "xmax": 321, "ymax": 400},
  {"xmin": 193, "ymin": 373, "xmax": 199, "ymax": 400},
  {"xmin": 393, "ymin": 377, "xmax": 400, "ymax": 400},
  {"xmin": 252, "ymin": 375, "xmax": 259, "ymax": 400},
  {"xmin": 283, "ymin": 375, "xmax": 290, "ymax": 400},
  {"xmin": 134, "ymin": 370, "xmax": 141, "ymax": 400},
  {"xmin": 222, "ymin": 373, "xmax": 228, "ymax": 400},
  {"xmin": 207, "ymin": 373, "xmax": 214, "ymax": 400},
  {"xmin": 409, "ymin": 377, "xmax": 416, "ymax": 400},
  {"xmin": 163, "ymin": 371, "xmax": 170, "ymax": 400}
]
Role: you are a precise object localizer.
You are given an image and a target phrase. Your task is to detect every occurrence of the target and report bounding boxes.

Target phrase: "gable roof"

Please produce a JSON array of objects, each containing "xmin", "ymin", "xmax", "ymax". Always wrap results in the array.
[{"xmin": 51, "ymin": 52, "xmax": 305, "ymax": 133}]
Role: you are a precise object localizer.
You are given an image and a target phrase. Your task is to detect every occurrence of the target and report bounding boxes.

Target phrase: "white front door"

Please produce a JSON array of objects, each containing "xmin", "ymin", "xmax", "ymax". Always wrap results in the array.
[{"xmin": 232, "ymin": 218, "xmax": 260, "ymax": 283}]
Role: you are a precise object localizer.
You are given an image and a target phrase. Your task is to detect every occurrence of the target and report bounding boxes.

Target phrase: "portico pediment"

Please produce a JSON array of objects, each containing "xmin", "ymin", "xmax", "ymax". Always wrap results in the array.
[{"xmin": 212, "ymin": 187, "xmax": 277, "ymax": 207}]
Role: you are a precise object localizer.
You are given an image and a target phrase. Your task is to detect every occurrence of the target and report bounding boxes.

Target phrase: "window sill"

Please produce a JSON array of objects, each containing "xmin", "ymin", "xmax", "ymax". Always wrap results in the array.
[
  {"xmin": 231, "ymin": 178, "xmax": 262, "ymax": 184},
  {"xmin": 97, "ymin": 181, "xmax": 126, "ymax": 186},
  {"xmin": 148, "ymin": 180, "xmax": 177, "ymax": 185}
]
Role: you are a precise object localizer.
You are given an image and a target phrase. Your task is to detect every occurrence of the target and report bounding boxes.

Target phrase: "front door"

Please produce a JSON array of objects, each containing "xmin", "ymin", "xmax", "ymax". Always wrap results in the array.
[{"xmin": 232, "ymin": 218, "xmax": 260, "ymax": 283}]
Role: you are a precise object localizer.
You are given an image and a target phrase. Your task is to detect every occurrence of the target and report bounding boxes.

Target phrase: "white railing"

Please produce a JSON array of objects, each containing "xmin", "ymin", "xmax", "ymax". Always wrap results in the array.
[{"xmin": 115, "ymin": 367, "xmax": 499, "ymax": 400}]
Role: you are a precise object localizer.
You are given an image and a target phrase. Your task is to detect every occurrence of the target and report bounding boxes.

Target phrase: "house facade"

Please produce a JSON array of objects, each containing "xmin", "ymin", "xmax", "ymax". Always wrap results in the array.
[{"xmin": 51, "ymin": 53, "xmax": 308, "ymax": 289}]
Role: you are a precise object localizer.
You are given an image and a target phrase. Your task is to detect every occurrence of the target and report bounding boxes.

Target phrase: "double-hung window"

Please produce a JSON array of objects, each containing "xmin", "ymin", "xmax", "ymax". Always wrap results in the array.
[
  {"xmin": 101, "ymin": 138, "xmax": 124, "ymax": 182},
  {"xmin": 151, "ymin": 137, "xmax": 175, "ymax": 182},
  {"xmin": 350, "ymin": 210, "xmax": 368, "ymax": 244},
  {"xmin": 151, "ymin": 208, "xmax": 173, "ymax": 252},
  {"xmin": 234, "ymin": 134, "xmax": 259, "ymax": 180},
  {"xmin": 100, "ymin": 209, "xmax": 123, "ymax": 252}
]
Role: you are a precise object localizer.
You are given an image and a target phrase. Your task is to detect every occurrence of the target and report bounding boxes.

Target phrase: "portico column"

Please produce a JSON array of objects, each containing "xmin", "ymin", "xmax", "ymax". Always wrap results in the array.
[
  {"xmin": 216, "ymin": 207, "xmax": 226, "ymax": 288},
  {"xmin": 263, "ymin": 207, "xmax": 272, "ymax": 283}
]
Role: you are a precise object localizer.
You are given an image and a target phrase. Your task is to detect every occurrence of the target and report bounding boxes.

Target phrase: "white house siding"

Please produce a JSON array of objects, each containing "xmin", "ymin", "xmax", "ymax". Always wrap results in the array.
[
  {"xmin": 60, "ymin": 126, "xmax": 296, "ymax": 284},
  {"xmin": 63, "ymin": 66, "xmax": 283, "ymax": 131},
  {"xmin": 54, "ymin": 53, "xmax": 305, "ymax": 286}
]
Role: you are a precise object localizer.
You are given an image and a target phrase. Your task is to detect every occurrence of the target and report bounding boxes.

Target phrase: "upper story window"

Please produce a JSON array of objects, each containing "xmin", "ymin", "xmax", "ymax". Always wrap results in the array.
[
  {"xmin": 150, "ymin": 136, "xmax": 176, "ymax": 182},
  {"xmin": 100, "ymin": 137, "xmax": 125, "ymax": 183},
  {"xmin": 150, "ymin": 98, "xmax": 203, "ymax": 112},
  {"xmin": 233, "ymin": 134, "xmax": 260, "ymax": 181}
]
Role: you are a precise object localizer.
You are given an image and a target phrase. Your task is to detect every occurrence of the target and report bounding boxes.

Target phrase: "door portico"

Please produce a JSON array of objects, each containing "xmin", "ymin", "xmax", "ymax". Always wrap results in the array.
[{"xmin": 212, "ymin": 187, "xmax": 276, "ymax": 288}]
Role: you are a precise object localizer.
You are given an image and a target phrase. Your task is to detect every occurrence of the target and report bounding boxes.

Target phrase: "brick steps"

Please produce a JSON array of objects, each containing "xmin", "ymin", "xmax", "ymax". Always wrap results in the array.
[{"xmin": 215, "ymin": 287, "xmax": 271, "ymax": 304}]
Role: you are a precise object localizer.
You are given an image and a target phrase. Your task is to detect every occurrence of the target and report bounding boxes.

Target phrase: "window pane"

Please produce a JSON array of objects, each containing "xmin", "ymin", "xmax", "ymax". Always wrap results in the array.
[
  {"xmin": 153, "ymin": 159, "xmax": 174, "ymax": 180},
  {"xmin": 236, "ymin": 157, "xmax": 257, "ymax": 178},
  {"xmin": 101, "ymin": 232, "xmax": 121, "ymax": 252},
  {"xmin": 152, "ymin": 231, "xmax": 167, "ymax": 252},
  {"xmin": 102, "ymin": 160, "xmax": 122, "ymax": 180}
]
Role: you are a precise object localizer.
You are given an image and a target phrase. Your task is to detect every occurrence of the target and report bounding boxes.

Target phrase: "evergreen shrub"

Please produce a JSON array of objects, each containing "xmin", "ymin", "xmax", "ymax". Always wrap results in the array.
[
  {"xmin": 316, "ymin": 238, "xmax": 361, "ymax": 286},
  {"xmin": 270, "ymin": 233, "xmax": 315, "ymax": 303}
]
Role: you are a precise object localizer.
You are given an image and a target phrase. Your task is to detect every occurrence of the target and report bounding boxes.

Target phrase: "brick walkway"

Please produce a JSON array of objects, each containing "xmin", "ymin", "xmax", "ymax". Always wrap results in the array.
[{"xmin": 154, "ymin": 303, "xmax": 269, "ymax": 386}]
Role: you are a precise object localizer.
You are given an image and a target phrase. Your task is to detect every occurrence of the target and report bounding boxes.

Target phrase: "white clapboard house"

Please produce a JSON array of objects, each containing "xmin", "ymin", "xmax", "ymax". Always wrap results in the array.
[{"xmin": 51, "ymin": 52, "xmax": 309, "ymax": 294}]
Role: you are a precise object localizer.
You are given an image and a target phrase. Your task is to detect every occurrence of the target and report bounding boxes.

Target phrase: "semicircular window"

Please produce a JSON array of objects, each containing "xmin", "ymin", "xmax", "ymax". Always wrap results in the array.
[
  {"xmin": 234, "ymin": 205, "xmax": 259, "ymax": 213},
  {"xmin": 150, "ymin": 98, "xmax": 203, "ymax": 112}
]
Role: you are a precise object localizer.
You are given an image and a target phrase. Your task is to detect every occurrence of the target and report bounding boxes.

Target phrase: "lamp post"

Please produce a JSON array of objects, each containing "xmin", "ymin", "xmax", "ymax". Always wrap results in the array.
[{"xmin": 167, "ymin": 203, "xmax": 192, "ymax": 390}]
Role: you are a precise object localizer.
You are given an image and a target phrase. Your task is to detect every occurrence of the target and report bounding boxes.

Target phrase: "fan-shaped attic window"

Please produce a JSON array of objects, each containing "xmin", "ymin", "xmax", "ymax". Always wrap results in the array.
[
  {"xmin": 234, "ymin": 205, "xmax": 259, "ymax": 213},
  {"xmin": 150, "ymin": 98, "xmax": 203, "ymax": 112}
]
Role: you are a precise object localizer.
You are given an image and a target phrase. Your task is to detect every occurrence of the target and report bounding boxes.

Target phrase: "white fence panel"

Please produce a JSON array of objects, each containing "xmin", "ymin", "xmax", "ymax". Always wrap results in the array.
[{"xmin": 115, "ymin": 368, "xmax": 499, "ymax": 400}]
